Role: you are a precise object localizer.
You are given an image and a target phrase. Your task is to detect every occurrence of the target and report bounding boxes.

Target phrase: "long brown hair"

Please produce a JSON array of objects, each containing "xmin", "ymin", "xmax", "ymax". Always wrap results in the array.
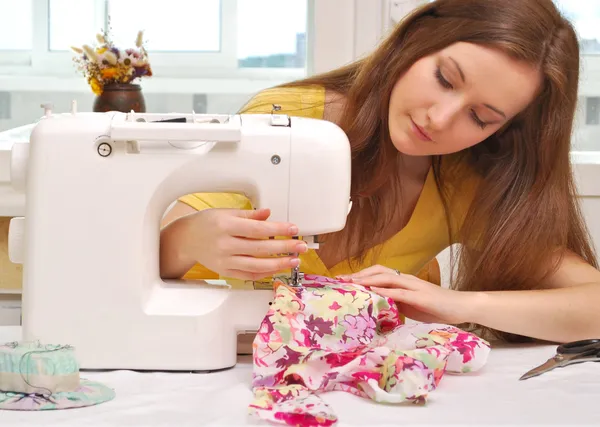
[{"xmin": 244, "ymin": 0, "xmax": 598, "ymax": 341}]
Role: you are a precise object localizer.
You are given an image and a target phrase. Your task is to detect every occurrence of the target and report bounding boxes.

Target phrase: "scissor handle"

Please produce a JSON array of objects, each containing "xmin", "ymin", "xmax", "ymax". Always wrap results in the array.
[{"xmin": 557, "ymin": 338, "xmax": 600, "ymax": 354}]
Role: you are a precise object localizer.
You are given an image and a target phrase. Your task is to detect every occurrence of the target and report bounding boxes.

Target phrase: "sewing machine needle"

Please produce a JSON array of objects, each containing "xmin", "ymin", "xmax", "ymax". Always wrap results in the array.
[{"xmin": 290, "ymin": 237, "xmax": 301, "ymax": 286}]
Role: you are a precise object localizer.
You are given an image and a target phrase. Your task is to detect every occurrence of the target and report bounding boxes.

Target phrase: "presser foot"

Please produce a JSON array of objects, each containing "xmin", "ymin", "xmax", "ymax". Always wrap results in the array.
[
  {"xmin": 289, "ymin": 236, "xmax": 304, "ymax": 287},
  {"xmin": 290, "ymin": 263, "xmax": 303, "ymax": 287},
  {"xmin": 289, "ymin": 235, "xmax": 303, "ymax": 287}
]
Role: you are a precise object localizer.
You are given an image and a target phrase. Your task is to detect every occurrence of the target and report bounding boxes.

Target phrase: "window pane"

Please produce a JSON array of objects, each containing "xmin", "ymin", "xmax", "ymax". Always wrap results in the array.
[
  {"xmin": 107, "ymin": 0, "xmax": 220, "ymax": 52},
  {"xmin": 554, "ymin": 0, "xmax": 600, "ymax": 54},
  {"xmin": 0, "ymin": 0, "xmax": 32, "ymax": 50},
  {"xmin": 237, "ymin": 0, "xmax": 307, "ymax": 68},
  {"xmin": 49, "ymin": 0, "xmax": 97, "ymax": 51}
]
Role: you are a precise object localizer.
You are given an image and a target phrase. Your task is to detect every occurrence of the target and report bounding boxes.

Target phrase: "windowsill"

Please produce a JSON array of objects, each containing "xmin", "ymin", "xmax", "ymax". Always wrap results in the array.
[
  {"xmin": 0, "ymin": 74, "xmax": 297, "ymax": 95},
  {"xmin": 571, "ymin": 151, "xmax": 600, "ymax": 164}
]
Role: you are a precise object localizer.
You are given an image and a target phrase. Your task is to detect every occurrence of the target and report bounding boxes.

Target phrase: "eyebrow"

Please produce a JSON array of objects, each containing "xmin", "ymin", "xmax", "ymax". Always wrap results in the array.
[{"xmin": 448, "ymin": 56, "xmax": 507, "ymax": 119}]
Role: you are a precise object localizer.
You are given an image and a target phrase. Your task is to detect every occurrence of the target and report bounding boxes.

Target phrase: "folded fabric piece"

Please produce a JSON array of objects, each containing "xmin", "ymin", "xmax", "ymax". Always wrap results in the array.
[{"xmin": 249, "ymin": 274, "xmax": 491, "ymax": 426}]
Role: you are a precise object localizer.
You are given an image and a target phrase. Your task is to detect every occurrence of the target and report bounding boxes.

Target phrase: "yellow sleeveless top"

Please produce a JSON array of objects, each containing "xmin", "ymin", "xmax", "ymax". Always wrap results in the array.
[{"xmin": 178, "ymin": 85, "xmax": 478, "ymax": 282}]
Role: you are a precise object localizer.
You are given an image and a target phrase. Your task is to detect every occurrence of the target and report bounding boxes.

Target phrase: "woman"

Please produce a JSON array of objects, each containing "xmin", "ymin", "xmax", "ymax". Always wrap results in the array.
[{"xmin": 160, "ymin": 0, "xmax": 600, "ymax": 343}]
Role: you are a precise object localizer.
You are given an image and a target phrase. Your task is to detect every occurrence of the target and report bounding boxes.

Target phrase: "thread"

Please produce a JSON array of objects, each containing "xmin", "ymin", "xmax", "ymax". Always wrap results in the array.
[{"xmin": 0, "ymin": 341, "xmax": 73, "ymax": 402}]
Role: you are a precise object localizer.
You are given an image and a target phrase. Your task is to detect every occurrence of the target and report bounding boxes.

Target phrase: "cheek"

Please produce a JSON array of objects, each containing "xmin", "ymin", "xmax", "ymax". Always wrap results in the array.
[
  {"xmin": 440, "ymin": 121, "xmax": 496, "ymax": 153},
  {"xmin": 389, "ymin": 66, "xmax": 432, "ymax": 111}
]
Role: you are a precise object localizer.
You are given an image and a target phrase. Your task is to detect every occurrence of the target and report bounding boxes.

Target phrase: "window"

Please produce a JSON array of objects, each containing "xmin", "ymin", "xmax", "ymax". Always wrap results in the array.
[
  {"xmin": 0, "ymin": 0, "xmax": 329, "ymax": 132},
  {"xmin": 553, "ymin": 1, "xmax": 600, "ymax": 151},
  {"xmin": 237, "ymin": 0, "xmax": 307, "ymax": 69},
  {"xmin": 586, "ymin": 97, "xmax": 600, "ymax": 125},
  {"xmin": 0, "ymin": 0, "xmax": 309, "ymax": 77},
  {"xmin": 49, "ymin": 0, "xmax": 222, "ymax": 53},
  {"xmin": 0, "ymin": 0, "xmax": 32, "ymax": 50},
  {"xmin": 0, "ymin": 0, "xmax": 32, "ymax": 66},
  {"xmin": 554, "ymin": 0, "xmax": 600, "ymax": 54},
  {"xmin": 41, "ymin": 0, "xmax": 307, "ymax": 76},
  {"xmin": 49, "ymin": 0, "xmax": 100, "ymax": 52},
  {"xmin": 107, "ymin": 0, "xmax": 222, "ymax": 53}
]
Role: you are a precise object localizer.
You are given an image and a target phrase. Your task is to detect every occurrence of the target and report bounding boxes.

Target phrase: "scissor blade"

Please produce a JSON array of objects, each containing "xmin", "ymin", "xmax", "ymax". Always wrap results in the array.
[{"xmin": 519, "ymin": 357, "xmax": 558, "ymax": 380}]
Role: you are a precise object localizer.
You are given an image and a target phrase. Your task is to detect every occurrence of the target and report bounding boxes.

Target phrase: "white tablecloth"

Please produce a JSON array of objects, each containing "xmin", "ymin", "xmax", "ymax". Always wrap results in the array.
[{"xmin": 1, "ymin": 326, "xmax": 599, "ymax": 426}]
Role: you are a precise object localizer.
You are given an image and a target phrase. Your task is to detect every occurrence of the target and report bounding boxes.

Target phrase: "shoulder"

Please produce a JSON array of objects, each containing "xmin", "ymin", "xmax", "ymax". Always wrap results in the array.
[{"xmin": 239, "ymin": 84, "xmax": 326, "ymax": 119}]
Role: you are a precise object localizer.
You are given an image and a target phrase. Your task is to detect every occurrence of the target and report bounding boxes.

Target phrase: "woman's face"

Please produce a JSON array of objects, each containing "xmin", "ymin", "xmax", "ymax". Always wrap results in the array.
[{"xmin": 388, "ymin": 42, "xmax": 541, "ymax": 156}]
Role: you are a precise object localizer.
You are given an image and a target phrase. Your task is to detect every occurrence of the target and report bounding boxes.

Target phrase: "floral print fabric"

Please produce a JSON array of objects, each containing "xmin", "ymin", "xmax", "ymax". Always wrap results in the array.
[{"xmin": 249, "ymin": 274, "xmax": 490, "ymax": 426}]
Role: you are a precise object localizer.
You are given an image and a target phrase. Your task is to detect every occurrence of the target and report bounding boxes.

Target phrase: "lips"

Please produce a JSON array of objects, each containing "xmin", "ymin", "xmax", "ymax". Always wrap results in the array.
[{"xmin": 410, "ymin": 118, "xmax": 432, "ymax": 142}]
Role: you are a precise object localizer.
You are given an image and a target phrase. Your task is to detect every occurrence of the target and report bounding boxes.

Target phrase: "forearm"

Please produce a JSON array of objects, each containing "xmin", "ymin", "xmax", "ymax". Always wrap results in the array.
[
  {"xmin": 159, "ymin": 215, "xmax": 197, "ymax": 279},
  {"xmin": 468, "ymin": 283, "xmax": 600, "ymax": 343}
]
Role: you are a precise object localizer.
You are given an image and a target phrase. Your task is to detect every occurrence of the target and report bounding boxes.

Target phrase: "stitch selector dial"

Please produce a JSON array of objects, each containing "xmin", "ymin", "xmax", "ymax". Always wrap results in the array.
[{"xmin": 97, "ymin": 142, "xmax": 112, "ymax": 157}]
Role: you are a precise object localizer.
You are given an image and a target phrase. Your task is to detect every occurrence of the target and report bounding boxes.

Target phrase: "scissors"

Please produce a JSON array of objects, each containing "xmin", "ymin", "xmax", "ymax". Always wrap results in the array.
[{"xmin": 520, "ymin": 338, "xmax": 600, "ymax": 380}]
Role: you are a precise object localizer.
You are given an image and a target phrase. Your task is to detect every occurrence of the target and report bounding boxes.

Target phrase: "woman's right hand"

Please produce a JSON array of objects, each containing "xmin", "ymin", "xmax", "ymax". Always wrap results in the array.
[{"xmin": 171, "ymin": 207, "xmax": 307, "ymax": 281}]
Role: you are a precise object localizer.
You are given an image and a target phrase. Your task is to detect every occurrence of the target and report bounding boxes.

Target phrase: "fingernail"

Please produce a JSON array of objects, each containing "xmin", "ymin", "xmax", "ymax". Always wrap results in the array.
[
  {"xmin": 289, "ymin": 226, "xmax": 298, "ymax": 235},
  {"xmin": 290, "ymin": 258, "xmax": 300, "ymax": 267},
  {"xmin": 296, "ymin": 242, "xmax": 308, "ymax": 252}
]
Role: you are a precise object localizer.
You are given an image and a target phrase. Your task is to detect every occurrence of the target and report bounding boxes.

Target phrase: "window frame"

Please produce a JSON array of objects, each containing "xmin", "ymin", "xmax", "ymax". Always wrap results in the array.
[{"xmin": 0, "ymin": 0, "xmax": 309, "ymax": 80}]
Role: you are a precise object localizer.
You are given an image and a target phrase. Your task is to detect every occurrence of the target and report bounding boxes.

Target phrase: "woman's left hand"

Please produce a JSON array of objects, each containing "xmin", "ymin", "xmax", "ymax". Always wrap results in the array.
[{"xmin": 338, "ymin": 265, "xmax": 478, "ymax": 325}]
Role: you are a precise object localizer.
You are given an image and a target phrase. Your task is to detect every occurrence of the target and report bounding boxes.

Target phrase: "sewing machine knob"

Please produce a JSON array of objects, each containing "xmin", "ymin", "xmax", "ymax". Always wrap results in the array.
[
  {"xmin": 97, "ymin": 142, "xmax": 112, "ymax": 157},
  {"xmin": 8, "ymin": 217, "xmax": 24, "ymax": 264},
  {"xmin": 40, "ymin": 102, "xmax": 53, "ymax": 118}
]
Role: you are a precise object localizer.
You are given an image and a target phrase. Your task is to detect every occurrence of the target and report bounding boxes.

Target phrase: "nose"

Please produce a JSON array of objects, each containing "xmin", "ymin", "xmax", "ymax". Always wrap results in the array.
[{"xmin": 427, "ymin": 98, "xmax": 463, "ymax": 131}]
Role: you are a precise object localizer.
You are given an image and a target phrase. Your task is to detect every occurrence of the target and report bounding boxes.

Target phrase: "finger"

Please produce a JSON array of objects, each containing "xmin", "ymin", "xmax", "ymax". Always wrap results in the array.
[
  {"xmin": 352, "ymin": 273, "xmax": 420, "ymax": 290},
  {"xmin": 234, "ymin": 237, "xmax": 308, "ymax": 258},
  {"xmin": 229, "ymin": 254, "xmax": 300, "ymax": 274},
  {"xmin": 371, "ymin": 286, "xmax": 423, "ymax": 307},
  {"xmin": 370, "ymin": 286, "xmax": 406, "ymax": 299},
  {"xmin": 235, "ymin": 208, "xmax": 271, "ymax": 221},
  {"xmin": 226, "ymin": 216, "xmax": 299, "ymax": 239}
]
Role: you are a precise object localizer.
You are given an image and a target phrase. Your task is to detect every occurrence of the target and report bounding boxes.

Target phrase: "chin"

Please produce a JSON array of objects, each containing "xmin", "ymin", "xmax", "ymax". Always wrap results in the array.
[{"xmin": 390, "ymin": 134, "xmax": 430, "ymax": 157}]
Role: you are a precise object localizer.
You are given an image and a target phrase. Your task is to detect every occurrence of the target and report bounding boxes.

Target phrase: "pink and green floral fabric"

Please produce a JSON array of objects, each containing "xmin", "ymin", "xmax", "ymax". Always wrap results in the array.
[{"xmin": 249, "ymin": 274, "xmax": 490, "ymax": 426}]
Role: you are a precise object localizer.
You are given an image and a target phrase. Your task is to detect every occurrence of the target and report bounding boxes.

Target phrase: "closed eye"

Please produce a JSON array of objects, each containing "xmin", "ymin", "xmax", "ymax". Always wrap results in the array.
[
  {"xmin": 470, "ymin": 110, "xmax": 486, "ymax": 129},
  {"xmin": 435, "ymin": 67, "xmax": 452, "ymax": 89},
  {"xmin": 435, "ymin": 67, "xmax": 488, "ymax": 130}
]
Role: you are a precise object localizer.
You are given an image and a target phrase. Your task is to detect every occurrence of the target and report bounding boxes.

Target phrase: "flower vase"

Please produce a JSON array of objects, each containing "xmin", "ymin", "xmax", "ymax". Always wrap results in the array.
[{"xmin": 93, "ymin": 83, "xmax": 146, "ymax": 113}]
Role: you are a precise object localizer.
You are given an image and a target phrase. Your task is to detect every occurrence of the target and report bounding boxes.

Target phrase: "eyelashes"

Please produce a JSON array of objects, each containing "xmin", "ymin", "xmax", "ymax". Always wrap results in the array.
[
  {"xmin": 435, "ymin": 67, "xmax": 453, "ymax": 89},
  {"xmin": 434, "ymin": 67, "xmax": 487, "ymax": 130}
]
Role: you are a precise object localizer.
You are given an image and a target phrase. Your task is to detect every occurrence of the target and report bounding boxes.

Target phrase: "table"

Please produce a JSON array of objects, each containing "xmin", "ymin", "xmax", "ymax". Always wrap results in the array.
[{"xmin": 1, "ymin": 326, "xmax": 600, "ymax": 426}]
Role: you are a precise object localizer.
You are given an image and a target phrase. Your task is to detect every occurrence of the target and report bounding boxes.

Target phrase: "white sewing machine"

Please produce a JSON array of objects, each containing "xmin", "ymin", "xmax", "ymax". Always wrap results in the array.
[{"xmin": 7, "ymin": 105, "xmax": 351, "ymax": 371}]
